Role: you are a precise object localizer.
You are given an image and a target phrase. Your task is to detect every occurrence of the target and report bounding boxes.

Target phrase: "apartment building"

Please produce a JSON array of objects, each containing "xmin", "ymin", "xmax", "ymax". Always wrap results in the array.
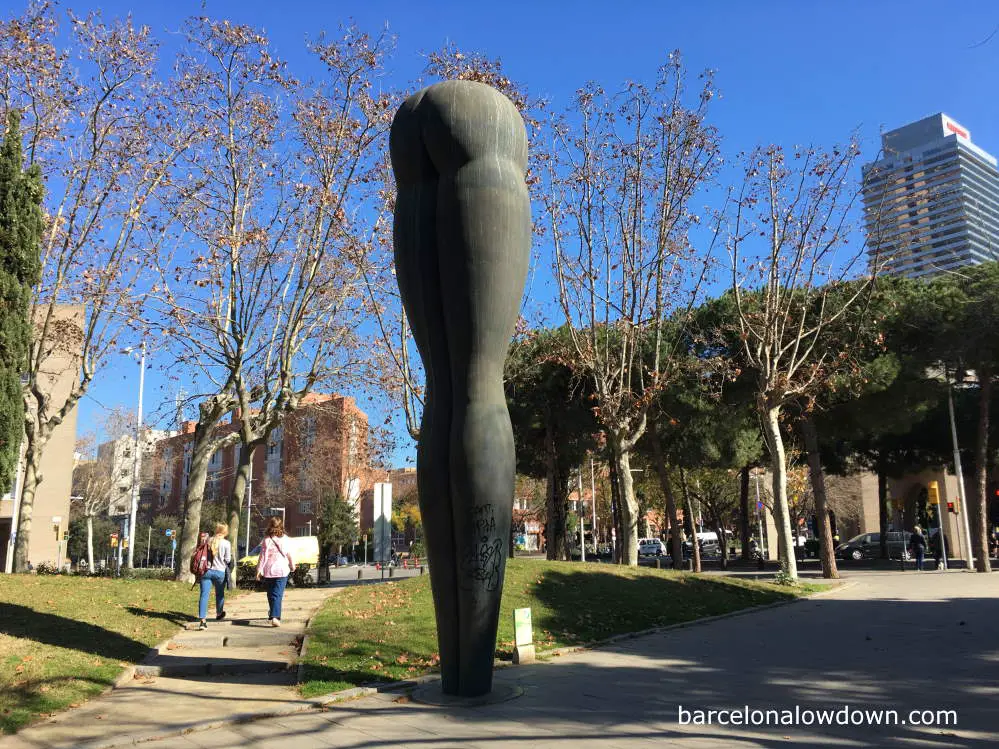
[
  {"xmin": 1, "ymin": 305, "xmax": 83, "ymax": 571},
  {"xmin": 148, "ymin": 393, "xmax": 371, "ymax": 548}
]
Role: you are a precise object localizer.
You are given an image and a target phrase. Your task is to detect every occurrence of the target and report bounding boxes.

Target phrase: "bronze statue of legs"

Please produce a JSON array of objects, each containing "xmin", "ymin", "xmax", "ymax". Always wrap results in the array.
[{"xmin": 391, "ymin": 80, "xmax": 530, "ymax": 697}]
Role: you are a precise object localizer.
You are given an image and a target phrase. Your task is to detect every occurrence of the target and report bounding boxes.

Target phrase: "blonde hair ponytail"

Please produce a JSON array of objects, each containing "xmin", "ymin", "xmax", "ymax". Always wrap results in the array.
[{"xmin": 209, "ymin": 522, "xmax": 228, "ymax": 556}]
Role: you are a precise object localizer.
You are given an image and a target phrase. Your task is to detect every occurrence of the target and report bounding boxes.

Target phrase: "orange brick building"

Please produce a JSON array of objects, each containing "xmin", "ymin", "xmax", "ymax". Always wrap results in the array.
[{"xmin": 146, "ymin": 394, "xmax": 372, "ymax": 548}]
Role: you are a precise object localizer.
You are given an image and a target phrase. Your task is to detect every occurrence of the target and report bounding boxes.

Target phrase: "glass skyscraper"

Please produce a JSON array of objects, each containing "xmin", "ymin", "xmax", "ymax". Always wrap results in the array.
[{"xmin": 863, "ymin": 113, "xmax": 999, "ymax": 278}]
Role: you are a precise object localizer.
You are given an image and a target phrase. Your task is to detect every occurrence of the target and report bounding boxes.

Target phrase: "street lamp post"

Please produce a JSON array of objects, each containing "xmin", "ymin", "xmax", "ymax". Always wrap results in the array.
[
  {"xmin": 754, "ymin": 470, "xmax": 766, "ymax": 559},
  {"xmin": 590, "ymin": 456, "xmax": 598, "ymax": 546},
  {"xmin": 123, "ymin": 342, "xmax": 146, "ymax": 569},
  {"xmin": 947, "ymin": 380, "xmax": 975, "ymax": 567}
]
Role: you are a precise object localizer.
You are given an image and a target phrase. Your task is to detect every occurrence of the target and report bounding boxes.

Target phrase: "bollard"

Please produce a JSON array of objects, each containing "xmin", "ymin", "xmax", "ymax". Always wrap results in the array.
[
  {"xmin": 389, "ymin": 567, "xmax": 394, "ymax": 578},
  {"xmin": 357, "ymin": 568, "xmax": 363, "ymax": 580},
  {"xmin": 655, "ymin": 558, "xmax": 661, "ymax": 569},
  {"xmin": 420, "ymin": 565, "xmax": 425, "ymax": 575}
]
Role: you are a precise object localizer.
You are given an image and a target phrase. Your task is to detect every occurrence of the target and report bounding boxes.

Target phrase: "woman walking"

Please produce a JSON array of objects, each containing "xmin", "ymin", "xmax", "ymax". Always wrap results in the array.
[
  {"xmin": 197, "ymin": 523, "xmax": 232, "ymax": 630},
  {"xmin": 909, "ymin": 525, "xmax": 927, "ymax": 572},
  {"xmin": 257, "ymin": 517, "xmax": 295, "ymax": 627}
]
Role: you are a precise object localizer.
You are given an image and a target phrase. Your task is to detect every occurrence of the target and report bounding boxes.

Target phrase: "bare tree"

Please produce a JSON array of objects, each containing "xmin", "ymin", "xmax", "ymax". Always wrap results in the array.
[
  {"xmin": 148, "ymin": 19, "xmax": 391, "ymax": 581},
  {"xmin": 1, "ymin": 6, "xmax": 195, "ymax": 570},
  {"xmin": 546, "ymin": 52, "xmax": 720, "ymax": 565},
  {"xmin": 727, "ymin": 140, "xmax": 879, "ymax": 581},
  {"xmin": 71, "ymin": 435, "xmax": 112, "ymax": 571}
]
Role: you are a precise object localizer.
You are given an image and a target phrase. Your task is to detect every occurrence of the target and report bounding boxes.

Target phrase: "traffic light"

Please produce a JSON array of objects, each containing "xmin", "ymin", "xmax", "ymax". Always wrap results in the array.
[
  {"xmin": 947, "ymin": 501, "xmax": 955, "ymax": 513},
  {"xmin": 927, "ymin": 481, "xmax": 940, "ymax": 505}
]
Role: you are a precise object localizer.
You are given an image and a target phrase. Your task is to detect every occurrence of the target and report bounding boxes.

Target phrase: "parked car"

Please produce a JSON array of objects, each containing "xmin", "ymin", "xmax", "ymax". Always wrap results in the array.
[
  {"xmin": 638, "ymin": 538, "xmax": 667, "ymax": 556},
  {"xmin": 835, "ymin": 531, "xmax": 909, "ymax": 561},
  {"xmin": 683, "ymin": 531, "xmax": 723, "ymax": 555}
]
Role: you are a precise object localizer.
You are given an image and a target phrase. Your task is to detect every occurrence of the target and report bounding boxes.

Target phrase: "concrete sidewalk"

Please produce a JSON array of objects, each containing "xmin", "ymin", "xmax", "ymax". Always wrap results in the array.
[{"xmin": 1, "ymin": 587, "xmax": 340, "ymax": 749}]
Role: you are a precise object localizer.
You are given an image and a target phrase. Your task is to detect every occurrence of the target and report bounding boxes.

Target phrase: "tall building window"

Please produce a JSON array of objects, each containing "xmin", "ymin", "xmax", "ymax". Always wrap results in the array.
[
  {"xmin": 266, "ymin": 426, "xmax": 283, "ymax": 482},
  {"xmin": 160, "ymin": 447, "xmax": 174, "ymax": 496},
  {"xmin": 300, "ymin": 413, "xmax": 316, "ymax": 450},
  {"xmin": 347, "ymin": 418, "xmax": 359, "ymax": 466},
  {"xmin": 206, "ymin": 471, "xmax": 222, "ymax": 501},
  {"xmin": 182, "ymin": 443, "xmax": 193, "ymax": 490}
]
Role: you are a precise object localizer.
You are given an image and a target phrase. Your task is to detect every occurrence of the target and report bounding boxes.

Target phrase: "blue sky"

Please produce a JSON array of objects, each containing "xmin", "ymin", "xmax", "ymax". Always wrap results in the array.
[{"xmin": 58, "ymin": 0, "xmax": 999, "ymax": 463}]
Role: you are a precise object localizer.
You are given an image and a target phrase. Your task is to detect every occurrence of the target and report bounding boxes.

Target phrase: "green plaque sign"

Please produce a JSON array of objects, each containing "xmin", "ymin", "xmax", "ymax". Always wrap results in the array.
[{"xmin": 514, "ymin": 607, "xmax": 532, "ymax": 647}]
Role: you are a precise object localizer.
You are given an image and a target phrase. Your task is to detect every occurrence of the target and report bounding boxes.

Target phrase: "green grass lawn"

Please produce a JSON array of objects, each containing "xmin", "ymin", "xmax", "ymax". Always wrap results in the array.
[
  {"xmin": 0, "ymin": 574, "xmax": 200, "ymax": 734},
  {"xmin": 299, "ymin": 559, "xmax": 822, "ymax": 697}
]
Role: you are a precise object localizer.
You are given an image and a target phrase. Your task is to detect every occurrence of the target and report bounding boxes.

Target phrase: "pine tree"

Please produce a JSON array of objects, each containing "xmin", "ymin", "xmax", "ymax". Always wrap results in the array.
[{"xmin": 0, "ymin": 110, "xmax": 43, "ymax": 493}]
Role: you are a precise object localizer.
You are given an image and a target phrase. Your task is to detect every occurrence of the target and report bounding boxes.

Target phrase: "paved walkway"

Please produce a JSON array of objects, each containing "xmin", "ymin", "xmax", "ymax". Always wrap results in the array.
[
  {"xmin": 7, "ymin": 570, "xmax": 999, "ymax": 748},
  {"xmin": 1, "ymin": 586, "xmax": 340, "ymax": 749}
]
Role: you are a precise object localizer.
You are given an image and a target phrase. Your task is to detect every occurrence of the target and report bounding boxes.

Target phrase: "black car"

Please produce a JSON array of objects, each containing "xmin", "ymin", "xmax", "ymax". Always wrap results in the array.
[{"xmin": 835, "ymin": 531, "xmax": 909, "ymax": 561}]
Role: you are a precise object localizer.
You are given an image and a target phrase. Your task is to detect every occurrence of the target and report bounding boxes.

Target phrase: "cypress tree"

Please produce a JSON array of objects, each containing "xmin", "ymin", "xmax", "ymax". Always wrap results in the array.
[{"xmin": 0, "ymin": 110, "xmax": 43, "ymax": 493}]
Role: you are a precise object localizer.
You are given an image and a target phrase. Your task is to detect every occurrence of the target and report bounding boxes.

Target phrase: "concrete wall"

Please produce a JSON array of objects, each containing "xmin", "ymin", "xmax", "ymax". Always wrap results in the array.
[
  {"xmin": 0, "ymin": 305, "xmax": 82, "ymax": 569},
  {"xmin": 888, "ymin": 469, "xmax": 969, "ymax": 560}
]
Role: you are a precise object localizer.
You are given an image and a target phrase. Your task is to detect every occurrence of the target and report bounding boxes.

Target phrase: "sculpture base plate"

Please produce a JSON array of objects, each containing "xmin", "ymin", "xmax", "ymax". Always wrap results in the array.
[{"xmin": 410, "ymin": 683, "xmax": 524, "ymax": 707}]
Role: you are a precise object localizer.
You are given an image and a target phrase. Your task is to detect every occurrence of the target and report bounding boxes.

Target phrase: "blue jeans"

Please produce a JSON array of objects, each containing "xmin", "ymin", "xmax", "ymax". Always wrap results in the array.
[
  {"xmin": 264, "ymin": 576, "xmax": 289, "ymax": 620},
  {"xmin": 198, "ymin": 569, "xmax": 226, "ymax": 620},
  {"xmin": 915, "ymin": 549, "xmax": 925, "ymax": 571}
]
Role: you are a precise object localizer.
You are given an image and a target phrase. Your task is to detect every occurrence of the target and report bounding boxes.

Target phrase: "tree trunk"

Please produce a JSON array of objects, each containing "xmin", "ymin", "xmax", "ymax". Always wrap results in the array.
[
  {"xmin": 740, "ymin": 465, "xmax": 751, "ymax": 562},
  {"xmin": 608, "ymin": 455, "xmax": 621, "ymax": 563},
  {"xmin": 227, "ymin": 443, "xmax": 257, "ymax": 588},
  {"xmin": 800, "ymin": 417, "xmax": 838, "ymax": 579},
  {"xmin": 877, "ymin": 465, "xmax": 889, "ymax": 558},
  {"xmin": 648, "ymin": 426, "xmax": 683, "ymax": 568},
  {"xmin": 12, "ymin": 452, "xmax": 40, "ymax": 572},
  {"xmin": 175, "ymin": 427, "xmax": 216, "ymax": 583},
  {"xmin": 544, "ymin": 464, "xmax": 570, "ymax": 561},
  {"xmin": 543, "ymin": 407, "xmax": 570, "ymax": 561},
  {"xmin": 86, "ymin": 513, "xmax": 95, "ymax": 572},
  {"xmin": 972, "ymin": 365, "xmax": 992, "ymax": 573},
  {"xmin": 760, "ymin": 405, "xmax": 798, "ymax": 580},
  {"xmin": 609, "ymin": 437, "xmax": 638, "ymax": 566},
  {"xmin": 678, "ymin": 468, "xmax": 701, "ymax": 572}
]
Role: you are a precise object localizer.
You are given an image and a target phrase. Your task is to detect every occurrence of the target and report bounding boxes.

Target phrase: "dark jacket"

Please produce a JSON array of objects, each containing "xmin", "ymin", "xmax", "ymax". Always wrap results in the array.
[{"xmin": 909, "ymin": 532, "xmax": 927, "ymax": 553}]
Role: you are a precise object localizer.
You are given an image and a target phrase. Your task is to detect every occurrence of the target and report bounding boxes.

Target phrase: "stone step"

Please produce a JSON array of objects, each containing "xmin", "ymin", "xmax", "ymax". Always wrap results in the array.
[
  {"xmin": 182, "ymin": 616, "xmax": 308, "ymax": 631},
  {"xmin": 136, "ymin": 646, "xmax": 296, "ymax": 678},
  {"xmin": 162, "ymin": 630, "xmax": 302, "ymax": 652}
]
